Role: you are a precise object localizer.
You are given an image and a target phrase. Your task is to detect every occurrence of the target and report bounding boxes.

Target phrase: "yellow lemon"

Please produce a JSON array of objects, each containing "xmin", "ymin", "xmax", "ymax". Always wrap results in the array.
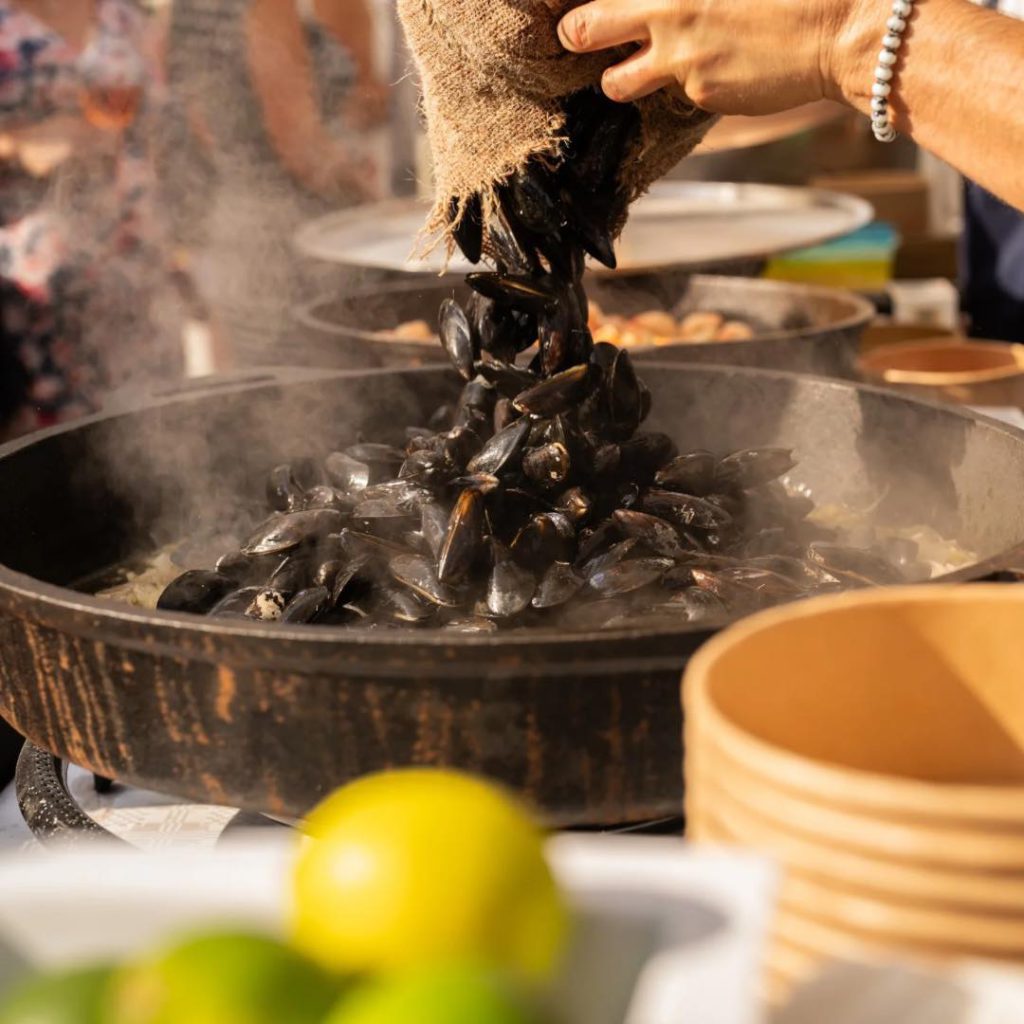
[{"xmin": 291, "ymin": 769, "xmax": 568, "ymax": 982}]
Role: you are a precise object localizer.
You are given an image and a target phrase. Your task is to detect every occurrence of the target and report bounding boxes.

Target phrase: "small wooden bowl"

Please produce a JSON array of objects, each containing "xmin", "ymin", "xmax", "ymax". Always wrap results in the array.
[
  {"xmin": 777, "ymin": 871, "xmax": 1024, "ymax": 956},
  {"xmin": 690, "ymin": 739, "xmax": 1024, "ymax": 872},
  {"xmin": 685, "ymin": 586, "xmax": 1024, "ymax": 828},
  {"xmin": 690, "ymin": 762, "xmax": 1024, "ymax": 913},
  {"xmin": 691, "ymin": 740, "xmax": 1024, "ymax": 869},
  {"xmin": 859, "ymin": 340, "xmax": 1024, "ymax": 407}
]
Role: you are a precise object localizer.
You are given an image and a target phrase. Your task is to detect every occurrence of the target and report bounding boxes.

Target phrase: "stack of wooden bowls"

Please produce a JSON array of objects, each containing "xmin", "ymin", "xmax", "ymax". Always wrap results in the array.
[{"xmin": 684, "ymin": 586, "xmax": 1024, "ymax": 1005}]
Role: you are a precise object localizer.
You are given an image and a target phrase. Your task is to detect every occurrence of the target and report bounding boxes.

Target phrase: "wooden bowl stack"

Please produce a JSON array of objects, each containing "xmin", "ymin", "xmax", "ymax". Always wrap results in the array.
[{"xmin": 684, "ymin": 586, "xmax": 1024, "ymax": 1004}]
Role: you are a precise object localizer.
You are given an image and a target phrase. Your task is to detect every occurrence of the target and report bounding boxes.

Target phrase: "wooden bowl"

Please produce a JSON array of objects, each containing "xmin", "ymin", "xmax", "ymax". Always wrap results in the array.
[
  {"xmin": 769, "ymin": 904, "xmax": 1024, "ymax": 972},
  {"xmin": 684, "ymin": 586, "xmax": 1024, "ymax": 828},
  {"xmin": 859, "ymin": 323, "xmax": 957, "ymax": 356},
  {"xmin": 689, "ymin": 740, "xmax": 1024, "ymax": 970},
  {"xmin": 689, "ymin": 759, "xmax": 1024, "ymax": 913},
  {"xmin": 691, "ymin": 737, "xmax": 1024, "ymax": 870},
  {"xmin": 778, "ymin": 872, "xmax": 1024, "ymax": 956},
  {"xmin": 702, "ymin": 801, "xmax": 1024, "ymax": 998},
  {"xmin": 859, "ymin": 340, "xmax": 1024, "ymax": 407}
]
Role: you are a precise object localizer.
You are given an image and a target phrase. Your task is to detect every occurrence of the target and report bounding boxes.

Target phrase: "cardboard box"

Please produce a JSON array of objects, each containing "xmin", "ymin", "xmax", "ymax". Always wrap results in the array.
[
  {"xmin": 894, "ymin": 234, "xmax": 959, "ymax": 281},
  {"xmin": 811, "ymin": 170, "xmax": 931, "ymax": 239}
]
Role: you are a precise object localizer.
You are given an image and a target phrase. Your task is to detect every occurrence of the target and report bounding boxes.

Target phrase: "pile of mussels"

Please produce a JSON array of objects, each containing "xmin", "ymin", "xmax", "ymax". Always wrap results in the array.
[{"xmin": 156, "ymin": 89, "xmax": 913, "ymax": 632}]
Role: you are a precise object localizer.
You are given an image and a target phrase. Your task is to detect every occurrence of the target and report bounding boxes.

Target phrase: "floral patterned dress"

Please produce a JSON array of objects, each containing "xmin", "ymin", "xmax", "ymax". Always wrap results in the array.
[{"xmin": 0, "ymin": 0, "xmax": 177, "ymax": 438}]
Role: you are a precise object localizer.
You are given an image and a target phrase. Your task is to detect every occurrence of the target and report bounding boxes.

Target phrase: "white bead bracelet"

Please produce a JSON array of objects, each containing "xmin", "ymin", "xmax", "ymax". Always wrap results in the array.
[{"xmin": 871, "ymin": 0, "xmax": 914, "ymax": 142}]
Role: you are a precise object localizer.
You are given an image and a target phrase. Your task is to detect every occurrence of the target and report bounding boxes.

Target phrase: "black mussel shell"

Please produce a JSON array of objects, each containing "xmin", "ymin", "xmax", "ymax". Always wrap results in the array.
[
  {"xmin": 655, "ymin": 451, "xmax": 716, "ymax": 496},
  {"xmin": 588, "ymin": 556, "xmax": 673, "ymax": 597},
  {"xmin": 390, "ymin": 553, "xmax": 463, "ymax": 607},
  {"xmin": 241, "ymin": 509, "xmax": 347, "ymax": 557},
  {"xmin": 281, "ymin": 586, "xmax": 331, "ymax": 624},
  {"xmin": 158, "ymin": 570, "xmax": 236, "ymax": 614},
  {"xmin": 450, "ymin": 192, "xmax": 484, "ymax": 264},
  {"xmin": 325, "ymin": 452, "xmax": 371, "ymax": 493},
  {"xmin": 513, "ymin": 364, "xmax": 592, "ymax": 418},
  {"xmin": 437, "ymin": 488, "xmax": 487, "ymax": 585},
  {"xmin": 486, "ymin": 542, "xmax": 535, "ymax": 617},
  {"xmin": 466, "ymin": 272, "xmax": 557, "ymax": 314},
  {"xmin": 266, "ymin": 464, "xmax": 303, "ymax": 513},
  {"xmin": 439, "ymin": 298, "xmax": 477, "ymax": 381},
  {"xmin": 467, "ymin": 419, "xmax": 531, "ymax": 476},
  {"xmin": 612, "ymin": 509, "xmax": 690, "ymax": 559},
  {"xmin": 532, "ymin": 561, "xmax": 584, "ymax": 609},
  {"xmin": 715, "ymin": 448, "xmax": 797, "ymax": 490}
]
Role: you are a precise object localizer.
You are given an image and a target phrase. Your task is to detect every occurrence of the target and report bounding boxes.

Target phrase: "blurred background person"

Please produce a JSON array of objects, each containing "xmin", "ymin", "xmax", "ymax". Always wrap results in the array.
[
  {"xmin": 0, "ymin": 0, "xmax": 183, "ymax": 440},
  {"xmin": 959, "ymin": 0, "xmax": 1024, "ymax": 343},
  {"xmin": 162, "ymin": 0, "xmax": 391, "ymax": 370}
]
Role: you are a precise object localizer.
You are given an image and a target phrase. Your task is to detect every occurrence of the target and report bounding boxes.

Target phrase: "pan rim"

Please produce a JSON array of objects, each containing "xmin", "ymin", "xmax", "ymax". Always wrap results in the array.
[{"xmin": 0, "ymin": 362, "xmax": 1019, "ymax": 668}]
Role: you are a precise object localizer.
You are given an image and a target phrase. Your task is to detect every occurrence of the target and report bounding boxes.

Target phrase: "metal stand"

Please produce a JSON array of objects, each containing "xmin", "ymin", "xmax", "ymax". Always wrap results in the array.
[
  {"xmin": 15, "ymin": 742, "xmax": 685, "ymax": 844},
  {"xmin": 15, "ymin": 743, "xmax": 122, "ymax": 845},
  {"xmin": 15, "ymin": 744, "xmax": 288, "ymax": 847}
]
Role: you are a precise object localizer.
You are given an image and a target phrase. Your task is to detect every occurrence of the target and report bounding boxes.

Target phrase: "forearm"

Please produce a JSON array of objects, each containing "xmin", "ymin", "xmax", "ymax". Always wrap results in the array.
[
  {"xmin": 558, "ymin": 0, "xmax": 1024, "ymax": 212},
  {"xmin": 315, "ymin": 0, "xmax": 378, "ymax": 84},
  {"xmin": 245, "ymin": 0, "xmax": 339, "ymax": 197},
  {"xmin": 834, "ymin": 0, "xmax": 1024, "ymax": 207}
]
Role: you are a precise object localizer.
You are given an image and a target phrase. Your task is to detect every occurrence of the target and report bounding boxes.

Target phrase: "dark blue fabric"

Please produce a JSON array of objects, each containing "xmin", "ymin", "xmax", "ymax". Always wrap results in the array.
[{"xmin": 961, "ymin": 181, "xmax": 1024, "ymax": 342}]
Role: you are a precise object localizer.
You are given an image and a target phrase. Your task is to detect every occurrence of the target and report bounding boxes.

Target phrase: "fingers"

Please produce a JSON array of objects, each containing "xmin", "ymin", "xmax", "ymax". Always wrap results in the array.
[
  {"xmin": 602, "ymin": 46, "xmax": 676, "ymax": 102},
  {"xmin": 558, "ymin": 1, "xmax": 681, "ymax": 104},
  {"xmin": 558, "ymin": 1, "xmax": 653, "ymax": 52}
]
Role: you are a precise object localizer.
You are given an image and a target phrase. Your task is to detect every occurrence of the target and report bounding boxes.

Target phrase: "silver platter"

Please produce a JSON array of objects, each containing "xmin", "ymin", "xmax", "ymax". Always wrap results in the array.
[{"xmin": 294, "ymin": 181, "xmax": 873, "ymax": 277}]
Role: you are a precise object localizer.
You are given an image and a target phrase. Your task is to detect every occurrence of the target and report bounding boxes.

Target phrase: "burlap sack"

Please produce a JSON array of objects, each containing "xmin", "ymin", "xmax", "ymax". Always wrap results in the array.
[{"xmin": 398, "ymin": 0, "xmax": 717, "ymax": 255}]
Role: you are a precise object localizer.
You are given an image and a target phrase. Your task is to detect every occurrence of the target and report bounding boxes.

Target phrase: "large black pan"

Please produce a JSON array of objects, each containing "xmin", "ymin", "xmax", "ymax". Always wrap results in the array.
[{"xmin": 0, "ymin": 365, "xmax": 1020, "ymax": 826}]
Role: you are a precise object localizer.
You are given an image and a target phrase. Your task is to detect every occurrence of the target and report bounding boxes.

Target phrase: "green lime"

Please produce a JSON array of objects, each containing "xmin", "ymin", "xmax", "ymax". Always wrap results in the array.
[
  {"xmin": 325, "ymin": 963, "xmax": 545, "ymax": 1024},
  {"xmin": 108, "ymin": 931, "xmax": 342, "ymax": 1024},
  {"xmin": 0, "ymin": 964, "xmax": 115, "ymax": 1024}
]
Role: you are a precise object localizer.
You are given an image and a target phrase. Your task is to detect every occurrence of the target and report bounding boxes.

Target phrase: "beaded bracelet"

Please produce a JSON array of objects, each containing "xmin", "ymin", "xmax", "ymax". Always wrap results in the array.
[{"xmin": 870, "ymin": 0, "xmax": 914, "ymax": 142}]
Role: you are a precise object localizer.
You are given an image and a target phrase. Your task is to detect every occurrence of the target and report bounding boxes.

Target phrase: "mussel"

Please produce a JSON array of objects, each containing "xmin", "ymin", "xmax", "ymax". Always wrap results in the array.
[{"xmin": 157, "ymin": 88, "xmax": 912, "ymax": 635}]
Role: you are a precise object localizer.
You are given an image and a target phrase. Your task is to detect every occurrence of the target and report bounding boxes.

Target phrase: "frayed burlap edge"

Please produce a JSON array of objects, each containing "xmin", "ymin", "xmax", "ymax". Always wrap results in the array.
[
  {"xmin": 399, "ymin": 0, "xmax": 717, "ymax": 266},
  {"xmin": 423, "ymin": 112, "xmax": 571, "ymax": 266},
  {"xmin": 425, "ymin": 99, "xmax": 716, "ymax": 267}
]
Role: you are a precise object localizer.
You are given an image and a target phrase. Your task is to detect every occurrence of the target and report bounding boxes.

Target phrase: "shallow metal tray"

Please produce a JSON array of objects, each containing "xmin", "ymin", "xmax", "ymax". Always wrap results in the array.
[{"xmin": 294, "ymin": 182, "xmax": 873, "ymax": 277}]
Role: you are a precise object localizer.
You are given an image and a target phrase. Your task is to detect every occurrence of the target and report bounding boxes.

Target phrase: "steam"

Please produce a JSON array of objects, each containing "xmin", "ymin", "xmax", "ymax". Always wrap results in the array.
[
  {"xmin": 29, "ymin": 1, "xmax": 420, "ymax": 569},
  {"xmin": 45, "ymin": 3, "xmax": 991, "ymax": 612}
]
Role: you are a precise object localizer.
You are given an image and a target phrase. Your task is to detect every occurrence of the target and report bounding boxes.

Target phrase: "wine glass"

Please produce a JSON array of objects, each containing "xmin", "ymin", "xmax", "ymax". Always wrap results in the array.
[{"xmin": 77, "ymin": 36, "xmax": 146, "ymax": 133}]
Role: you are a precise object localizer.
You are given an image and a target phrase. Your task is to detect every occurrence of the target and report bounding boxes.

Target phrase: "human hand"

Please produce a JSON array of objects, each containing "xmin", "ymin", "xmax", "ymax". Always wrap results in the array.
[{"xmin": 557, "ymin": 0, "xmax": 868, "ymax": 116}]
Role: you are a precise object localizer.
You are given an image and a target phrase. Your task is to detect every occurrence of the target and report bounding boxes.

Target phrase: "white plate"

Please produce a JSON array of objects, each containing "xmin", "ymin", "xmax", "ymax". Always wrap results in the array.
[
  {"xmin": 0, "ymin": 834, "xmax": 775, "ymax": 1024},
  {"xmin": 293, "ymin": 183, "xmax": 873, "ymax": 276}
]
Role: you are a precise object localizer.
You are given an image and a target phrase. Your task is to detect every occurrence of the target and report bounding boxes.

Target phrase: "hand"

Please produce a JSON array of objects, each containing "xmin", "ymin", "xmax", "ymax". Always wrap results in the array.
[{"xmin": 557, "ymin": 0, "xmax": 865, "ymax": 116}]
